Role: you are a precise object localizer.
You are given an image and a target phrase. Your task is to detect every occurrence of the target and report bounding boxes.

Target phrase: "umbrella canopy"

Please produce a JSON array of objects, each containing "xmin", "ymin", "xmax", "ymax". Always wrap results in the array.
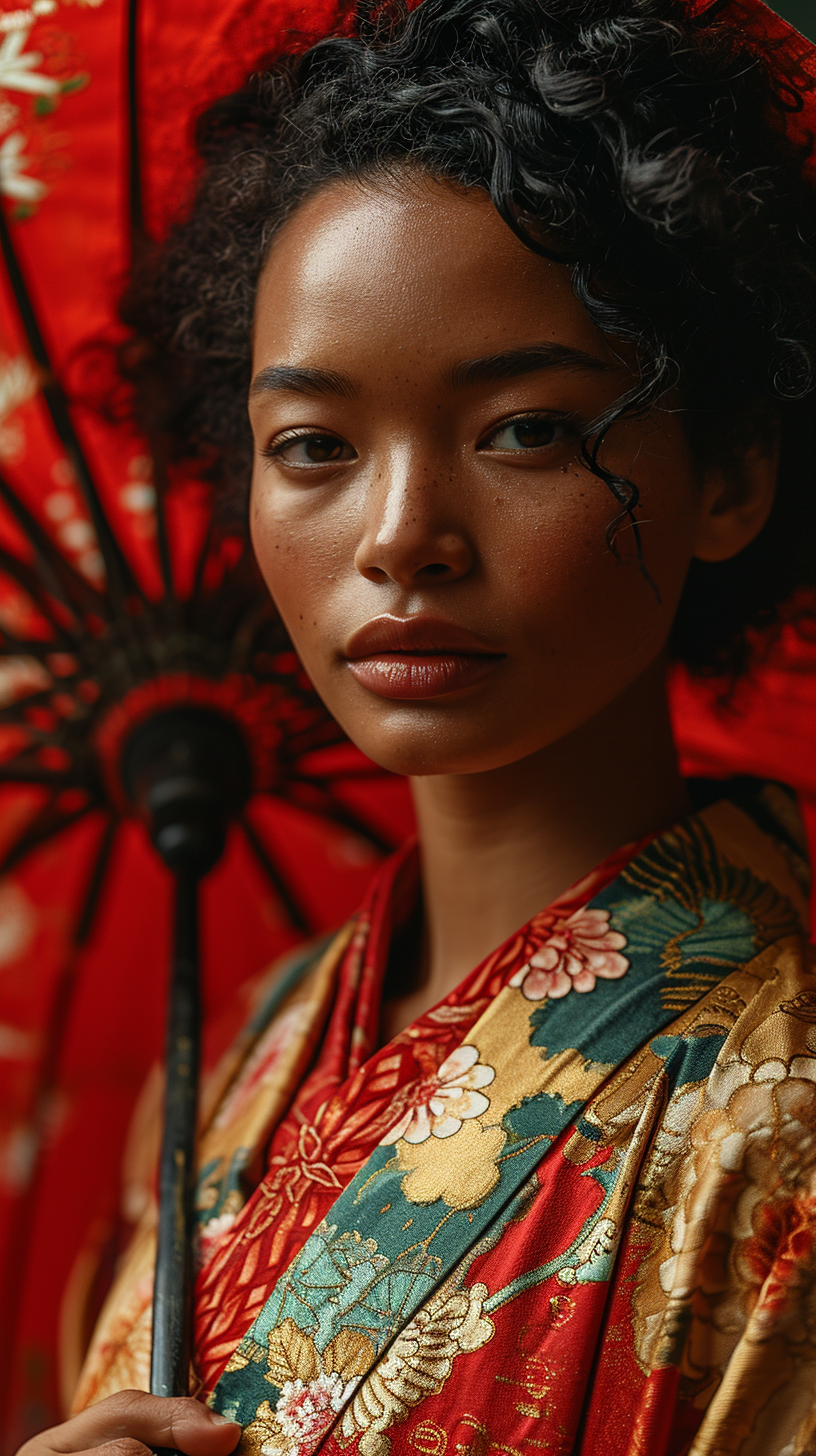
[
  {"xmin": 0, "ymin": 0, "xmax": 414, "ymax": 1442},
  {"xmin": 0, "ymin": 0, "xmax": 812, "ymax": 1448}
]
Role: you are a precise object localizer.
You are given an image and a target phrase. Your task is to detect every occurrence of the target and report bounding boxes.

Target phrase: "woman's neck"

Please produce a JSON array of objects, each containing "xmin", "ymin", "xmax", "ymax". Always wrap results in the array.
[{"xmin": 382, "ymin": 658, "xmax": 688, "ymax": 1038}]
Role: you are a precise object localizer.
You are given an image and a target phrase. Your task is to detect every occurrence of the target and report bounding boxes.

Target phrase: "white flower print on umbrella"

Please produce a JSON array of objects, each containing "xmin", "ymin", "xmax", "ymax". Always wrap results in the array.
[
  {"xmin": 0, "ymin": 352, "xmax": 38, "ymax": 464},
  {"xmin": 510, "ymin": 905, "xmax": 628, "ymax": 1001},
  {"xmin": 0, "ymin": 131, "xmax": 44, "ymax": 201},
  {"xmin": 0, "ymin": 27, "xmax": 60, "ymax": 97},
  {"xmin": 380, "ymin": 1044, "xmax": 495, "ymax": 1146}
]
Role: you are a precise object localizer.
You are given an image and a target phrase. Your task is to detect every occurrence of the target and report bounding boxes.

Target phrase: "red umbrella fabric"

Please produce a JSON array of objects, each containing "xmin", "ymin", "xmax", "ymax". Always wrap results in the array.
[
  {"xmin": 0, "ymin": 0, "xmax": 413, "ymax": 1443},
  {"xmin": 0, "ymin": 0, "xmax": 811, "ymax": 1449}
]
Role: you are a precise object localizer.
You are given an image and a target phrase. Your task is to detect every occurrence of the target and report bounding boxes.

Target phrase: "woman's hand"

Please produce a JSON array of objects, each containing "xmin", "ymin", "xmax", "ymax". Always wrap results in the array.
[{"xmin": 16, "ymin": 1392, "xmax": 241, "ymax": 1456}]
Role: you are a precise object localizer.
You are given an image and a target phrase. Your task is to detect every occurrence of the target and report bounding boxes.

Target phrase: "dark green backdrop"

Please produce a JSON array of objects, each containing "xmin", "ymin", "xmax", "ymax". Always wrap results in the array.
[{"xmin": 767, "ymin": 1, "xmax": 815, "ymax": 40}]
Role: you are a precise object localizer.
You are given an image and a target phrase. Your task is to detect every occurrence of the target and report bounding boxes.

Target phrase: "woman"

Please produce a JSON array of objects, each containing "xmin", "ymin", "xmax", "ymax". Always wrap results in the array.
[{"xmin": 21, "ymin": 0, "xmax": 816, "ymax": 1452}]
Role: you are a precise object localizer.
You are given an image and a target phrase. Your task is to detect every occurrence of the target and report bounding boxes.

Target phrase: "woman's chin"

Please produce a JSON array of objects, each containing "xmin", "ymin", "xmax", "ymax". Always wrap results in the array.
[{"xmin": 338, "ymin": 723, "xmax": 539, "ymax": 780}]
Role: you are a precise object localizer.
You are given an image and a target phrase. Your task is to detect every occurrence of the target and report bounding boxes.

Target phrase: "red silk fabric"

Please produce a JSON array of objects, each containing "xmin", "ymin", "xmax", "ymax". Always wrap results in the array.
[{"xmin": 192, "ymin": 840, "xmax": 643, "ymax": 1389}]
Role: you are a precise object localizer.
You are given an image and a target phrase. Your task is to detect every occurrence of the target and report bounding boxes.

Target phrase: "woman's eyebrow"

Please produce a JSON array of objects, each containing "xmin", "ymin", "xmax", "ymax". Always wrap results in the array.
[
  {"xmin": 250, "ymin": 365, "xmax": 358, "ymax": 399},
  {"xmin": 448, "ymin": 344, "xmax": 614, "ymax": 389},
  {"xmin": 250, "ymin": 345, "xmax": 612, "ymax": 400}
]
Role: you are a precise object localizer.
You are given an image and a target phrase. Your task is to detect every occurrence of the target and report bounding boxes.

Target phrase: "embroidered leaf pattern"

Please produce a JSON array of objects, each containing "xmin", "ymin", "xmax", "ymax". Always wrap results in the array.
[
  {"xmin": 324, "ymin": 1327, "xmax": 377, "ymax": 1378},
  {"xmin": 265, "ymin": 1318, "xmax": 319, "ymax": 1386}
]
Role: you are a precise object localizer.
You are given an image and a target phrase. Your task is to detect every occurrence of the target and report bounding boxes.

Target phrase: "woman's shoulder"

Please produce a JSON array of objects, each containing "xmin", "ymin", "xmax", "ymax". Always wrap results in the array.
[{"xmin": 606, "ymin": 777, "xmax": 812, "ymax": 984}]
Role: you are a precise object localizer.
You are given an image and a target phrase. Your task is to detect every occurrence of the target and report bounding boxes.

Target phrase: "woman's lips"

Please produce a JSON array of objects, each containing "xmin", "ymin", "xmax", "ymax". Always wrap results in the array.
[
  {"xmin": 344, "ymin": 615, "xmax": 505, "ymax": 701},
  {"xmin": 347, "ymin": 652, "xmax": 502, "ymax": 699}
]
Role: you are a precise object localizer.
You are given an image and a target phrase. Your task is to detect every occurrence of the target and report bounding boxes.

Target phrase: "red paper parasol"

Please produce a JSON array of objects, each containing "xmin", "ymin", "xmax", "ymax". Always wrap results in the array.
[
  {"xmin": 0, "ymin": 0, "xmax": 812, "ymax": 1448},
  {"xmin": 0, "ymin": 0, "xmax": 413, "ymax": 1442}
]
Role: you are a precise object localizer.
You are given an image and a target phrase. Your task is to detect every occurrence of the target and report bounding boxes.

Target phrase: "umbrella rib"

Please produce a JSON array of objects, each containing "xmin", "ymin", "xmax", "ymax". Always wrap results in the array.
[
  {"xmin": 301, "ymin": 763, "xmax": 394, "ymax": 783},
  {"xmin": 74, "ymin": 813, "xmax": 118, "ymax": 946},
  {"xmin": 226, "ymin": 580, "xmax": 278, "ymax": 672},
  {"xmin": 0, "ymin": 765, "xmax": 78, "ymax": 787},
  {"xmin": 240, "ymin": 811, "xmax": 312, "ymax": 934},
  {"xmin": 0, "ymin": 792, "xmax": 58, "ymax": 877},
  {"xmin": 0, "ymin": 692, "xmax": 60, "ymax": 722},
  {"xmin": 0, "ymin": 475, "xmax": 106, "ymax": 622},
  {"xmin": 0, "ymin": 207, "xmax": 142, "ymax": 606},
  {"xmin": 0, "ymin": 549, "xmax": 80, "ymax": 646},
  {"xmin": 191, "ymin": 515, "xmax": 219, "ymax": 601},
  {"xmin": 274, "ymin": 719, "xmax": 348, "ymax": 764},
  {"xmin": 288, "ymin": 780, "xmax": 397, "ymax": 854},
  {"xmin": 125, "ymin": 0, "xmax": 178, "ymax": 602},
  {"xmin": 0, "ymin": 797, "xmax": 92, "ymax": 877},
  {"xmin": 0, "ymin": 639, "xmax": 56, "ymax": 660},
  {"xmin": 150, "ymin": 454, "xmax": 176, "ymax": 600},
  {"xmin": 127, "ymin": 0, "xmax": 145, "ymax": 245},
  {"xmin": 0, "ymin": 714, "xmax": 90, "ymax": 752}
]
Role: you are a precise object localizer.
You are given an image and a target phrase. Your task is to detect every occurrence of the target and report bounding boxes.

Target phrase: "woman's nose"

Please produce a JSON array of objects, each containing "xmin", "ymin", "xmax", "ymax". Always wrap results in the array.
[{"xmin": 353, "ymin": 457, "xmax": 474, "ymax": 588}]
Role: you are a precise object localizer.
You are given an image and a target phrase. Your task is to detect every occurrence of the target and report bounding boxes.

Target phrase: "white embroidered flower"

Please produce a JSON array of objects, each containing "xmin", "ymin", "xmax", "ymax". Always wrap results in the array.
[
  {"xmin": 380, "ymin": 1044, "xmax": 495, "ymax": 1146},
  {"xmin": 271, "ymin": 1371, "xmax": 358, "ymax": 1449},
  {"xmin": 0, "ymin": 130, "xmax": 44, "ymax": 201},
  {"xmin": 0, "ymin": 27, "xmax": 59, "ymax": 96},
  {"xmin": 510, "ymin": 905, "xmax": 628, "ymax": 1001}
]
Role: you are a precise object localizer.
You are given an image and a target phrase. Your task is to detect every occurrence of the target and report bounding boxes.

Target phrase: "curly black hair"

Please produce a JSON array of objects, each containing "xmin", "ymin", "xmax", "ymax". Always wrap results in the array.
[{"xmin": 121, "ymin": 0, "xmax": 816, "ymax": 675}]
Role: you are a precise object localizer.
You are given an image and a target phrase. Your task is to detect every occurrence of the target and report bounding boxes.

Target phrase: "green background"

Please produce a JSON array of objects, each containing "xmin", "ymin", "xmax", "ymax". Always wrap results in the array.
[{"xmin": 767, "ymin": 1, "xmax": 815, "ymax": 40}]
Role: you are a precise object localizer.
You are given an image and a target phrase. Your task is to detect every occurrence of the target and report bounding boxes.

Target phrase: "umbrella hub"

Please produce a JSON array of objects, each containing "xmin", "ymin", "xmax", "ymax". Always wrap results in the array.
[{"xmin": 122, "ymin": 706, "xmax": 252, "ymax": 877}]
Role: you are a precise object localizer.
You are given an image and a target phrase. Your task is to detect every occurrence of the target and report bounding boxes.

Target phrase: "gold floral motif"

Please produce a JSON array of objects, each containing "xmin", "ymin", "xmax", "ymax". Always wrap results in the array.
[
  {"xmin": 394, "ymin": 986, "xmax": 614, "ymax": 1211},
  {"xmin": 337, "ymin": 1278, "xmax": 494, "ymax": 1456},
  {"xmin": 779, "ymin": 990, "xmax": 816, "ymax": 1024},
  {"xmin": 241, "ymin": 1321, "xmax": 376, "ymax": 1455},
  {"xmin": 238, "ymin": 1284, "xmax": 492, "ymax": 1456},
  {"xmin": 397, "ymin": 1120, "xmax": 506, "ymax": 1209},
  {"xmin": 630, "ymin": 948, "xmax": 816, "ymax": 1405}
]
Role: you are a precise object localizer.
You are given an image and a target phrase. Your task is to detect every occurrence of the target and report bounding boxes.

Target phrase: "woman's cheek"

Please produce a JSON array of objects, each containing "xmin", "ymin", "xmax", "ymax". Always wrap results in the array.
[
  {"xmin": 251, "ymin": 485, "xmax": 315, "ymax": 605},
  {"xmin": 250, "ymin": 526, "xmax": 353, "ymax": 710},
  {"xmin": 506, "ymin": 485, "xmax": 678, "ymax": 693}
]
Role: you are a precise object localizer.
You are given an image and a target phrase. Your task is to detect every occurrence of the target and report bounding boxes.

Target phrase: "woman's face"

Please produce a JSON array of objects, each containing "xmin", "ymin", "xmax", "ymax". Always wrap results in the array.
[{"xmin": 249, "ymin": 176, "xmax": 703, "ymax": 776}]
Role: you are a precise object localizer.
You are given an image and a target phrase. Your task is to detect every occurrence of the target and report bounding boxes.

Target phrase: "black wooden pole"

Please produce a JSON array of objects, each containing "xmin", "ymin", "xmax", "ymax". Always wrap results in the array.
[
  {"xmin": 121, "ymin": 706, "xmax": 251, "ymax": 1432},
  {"xmin": 150, "ymin": 868, "xmax": 201, "ymax": 1400}
]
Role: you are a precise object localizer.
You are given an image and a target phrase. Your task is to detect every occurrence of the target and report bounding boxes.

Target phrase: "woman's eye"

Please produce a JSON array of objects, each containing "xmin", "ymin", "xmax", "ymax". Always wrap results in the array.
[
  {"xmin": 482, "ymin": 416, "xmax": 566, "ymax": 453},
  {"xmin": 265, "ymin": 432, "xmax": 354, "ymax": 466}
]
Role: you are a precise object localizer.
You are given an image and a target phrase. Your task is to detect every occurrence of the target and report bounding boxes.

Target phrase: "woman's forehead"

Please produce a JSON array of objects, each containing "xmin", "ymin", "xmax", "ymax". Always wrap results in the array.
[{"xmin": 253, "ymin": 176, "xmax": 616, "ymax": 375}]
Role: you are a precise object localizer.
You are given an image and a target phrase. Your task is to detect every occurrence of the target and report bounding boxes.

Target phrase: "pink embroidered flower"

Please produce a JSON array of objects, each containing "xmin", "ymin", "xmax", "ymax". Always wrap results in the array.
[
  {"xmin": 510, "ymin": 906, "xmax": 628, "ymax": 1001},
  {"xmin": 380, "ymin": 1044, "xmax": 495, "ymax": 1146},
  {"xmin": 274, "ymin": 1371, "xmax": 358, "ymax": 1449}
]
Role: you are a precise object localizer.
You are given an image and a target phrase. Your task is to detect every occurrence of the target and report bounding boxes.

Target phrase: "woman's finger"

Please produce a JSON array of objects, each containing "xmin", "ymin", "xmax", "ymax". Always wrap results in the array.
[
  {"xmin": 60, "ymin": 1443, "xmax": 153, "ymax": 1456},
  {"xmin": 21, "ymin": 1393, "xmax": 239, "ymax": 1456}
]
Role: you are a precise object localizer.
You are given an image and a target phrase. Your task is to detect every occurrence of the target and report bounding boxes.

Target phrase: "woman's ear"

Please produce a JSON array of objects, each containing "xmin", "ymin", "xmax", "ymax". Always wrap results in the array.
[{"xmin": 693, "ymin": 414, "xmax": 780, "ymax": 564}]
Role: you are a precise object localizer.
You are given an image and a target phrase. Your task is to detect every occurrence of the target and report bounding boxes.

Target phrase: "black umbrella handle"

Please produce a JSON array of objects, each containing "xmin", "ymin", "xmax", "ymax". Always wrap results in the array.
[
  {"xmin": 121, "ymin": 705, "xmax": 249, "ymax": 1441},
  {"xmin": 151, "ymin": 868, "xmax": 201, "ymax": 1420}
]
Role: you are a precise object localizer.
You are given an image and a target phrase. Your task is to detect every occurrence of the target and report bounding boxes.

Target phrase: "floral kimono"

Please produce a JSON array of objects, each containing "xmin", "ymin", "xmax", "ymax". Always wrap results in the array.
[{"xmin": 74, "ymin": 780, "xmax": 816, "ymax": 1456}]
